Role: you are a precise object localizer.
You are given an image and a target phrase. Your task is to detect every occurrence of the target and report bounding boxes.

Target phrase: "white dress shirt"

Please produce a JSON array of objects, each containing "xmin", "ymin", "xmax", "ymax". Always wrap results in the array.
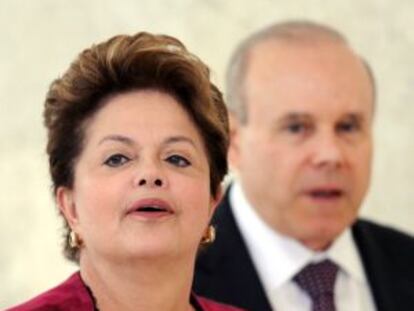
[{"xmin": 229, "ymin": 181, "xmax": 376, "ymax": 311}]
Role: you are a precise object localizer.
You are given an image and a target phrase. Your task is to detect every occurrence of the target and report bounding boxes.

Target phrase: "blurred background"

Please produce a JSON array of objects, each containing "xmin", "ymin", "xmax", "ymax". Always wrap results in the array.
[{"xmin": 1, "ymin": 0, "xmax": 413, "ymax": 308}]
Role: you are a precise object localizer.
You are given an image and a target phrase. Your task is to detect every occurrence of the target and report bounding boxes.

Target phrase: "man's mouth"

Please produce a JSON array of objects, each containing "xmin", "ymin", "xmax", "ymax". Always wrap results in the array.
[
  {"xmin": 309, "ymin": 189, "xmax": 343, "ymax": 199},
  {"xmin": 304, "ymin": 186, "xmax": 345, "ymax": 203}
]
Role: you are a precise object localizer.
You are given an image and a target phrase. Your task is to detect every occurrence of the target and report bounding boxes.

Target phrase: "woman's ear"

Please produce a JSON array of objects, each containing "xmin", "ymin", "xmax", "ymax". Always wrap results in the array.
[
  {"xmin": 56, "ymin": 186, "xmax": 79, "ymax": 229},
  {"xmin": 209, "ymin": 184, "xmax": 224, "ymax": 216}
]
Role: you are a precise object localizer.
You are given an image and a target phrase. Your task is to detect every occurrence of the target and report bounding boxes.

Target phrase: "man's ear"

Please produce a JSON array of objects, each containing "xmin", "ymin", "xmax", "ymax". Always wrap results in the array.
[
  {"xmin": 228, "ymin": 112, "xmax": 242, "ymax": 171},
  {"xmin": 56, "ymin": 186, "xmax": 79, "ymax": 230}
]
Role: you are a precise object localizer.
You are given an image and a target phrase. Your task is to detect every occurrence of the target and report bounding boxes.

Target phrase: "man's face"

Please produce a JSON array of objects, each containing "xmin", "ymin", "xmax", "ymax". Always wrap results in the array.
[{"xmin": 230, "ymin": 40, "xmax": 374, "ymax": 250}]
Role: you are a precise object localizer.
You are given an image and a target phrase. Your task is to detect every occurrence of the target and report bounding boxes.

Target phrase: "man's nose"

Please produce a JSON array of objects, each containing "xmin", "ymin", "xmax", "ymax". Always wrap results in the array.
[{"xmin": 310, "ymin": 132, "xmax": 345, "ymax": 169}]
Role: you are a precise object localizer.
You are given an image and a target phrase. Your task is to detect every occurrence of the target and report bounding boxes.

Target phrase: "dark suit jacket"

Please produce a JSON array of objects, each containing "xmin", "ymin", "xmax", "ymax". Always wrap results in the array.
[
  {"xmin": 193, "ymin": 188, "xmax": 414, "ymax": 311},
  {"xmin": 8, "ymin": 271, "xmax": 246, "ymax": 311}
]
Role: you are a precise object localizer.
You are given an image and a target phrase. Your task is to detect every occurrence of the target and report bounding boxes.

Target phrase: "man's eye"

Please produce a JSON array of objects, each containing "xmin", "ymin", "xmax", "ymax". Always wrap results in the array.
[
  {"xmin": 337, "ymin": 121, "xmax": 359, "ymax": 133},
  {"xmin": 166, "ymin": 155, "xmax": 191, "ymax": 167},
  {"xmin": 286, "ymin": 122, "xmax": 307, "ymax": 134},
  {"xmin": 104, "ymin": 154, "xmax": 130, "ymax": 167}
]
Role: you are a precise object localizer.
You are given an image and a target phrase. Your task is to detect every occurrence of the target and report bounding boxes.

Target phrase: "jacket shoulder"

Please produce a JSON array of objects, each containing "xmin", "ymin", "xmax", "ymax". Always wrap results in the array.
[
  {"xmin": 353, "ymin": 219, "xmax": 414, "ymax": 309},
  {"xmin": 353, "ymin": 219, "xmax": 414, "ymax": 264},
  {"xmin": 354, "ymin": 219, "xmax": 414, "ymax": 252},
  {"xmin": 353, "ymin": 219, "xmax": 414, "ymax": 280},
  {"xmin": 6, "ymin": 272, "xmax": 93, "ymax": 311}
]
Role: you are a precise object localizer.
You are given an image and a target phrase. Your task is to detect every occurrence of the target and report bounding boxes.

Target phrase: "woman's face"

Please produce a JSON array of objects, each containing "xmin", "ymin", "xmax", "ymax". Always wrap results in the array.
[{"xmin": 58, "ymin": 90, "xmax": 219, "ymax": 262}]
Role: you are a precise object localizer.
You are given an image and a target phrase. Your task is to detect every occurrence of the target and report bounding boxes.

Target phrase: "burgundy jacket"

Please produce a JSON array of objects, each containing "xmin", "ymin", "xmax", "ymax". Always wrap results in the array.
[{"xmin": 8, "ymin": 272, "xmax": 245, "ymax": 311}]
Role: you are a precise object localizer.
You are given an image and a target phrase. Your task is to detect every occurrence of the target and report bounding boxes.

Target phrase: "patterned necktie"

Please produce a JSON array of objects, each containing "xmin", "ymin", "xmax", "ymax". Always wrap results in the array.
[{"xmin": 293, "ymin": 259, "xmax": 339, "ymax": 311}]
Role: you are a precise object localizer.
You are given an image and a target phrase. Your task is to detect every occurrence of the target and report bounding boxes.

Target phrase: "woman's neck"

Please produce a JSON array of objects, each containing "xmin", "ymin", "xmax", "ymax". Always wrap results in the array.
[{"xmin": 79, "ymin": 253, "xmax": 196, "ymax": 311}]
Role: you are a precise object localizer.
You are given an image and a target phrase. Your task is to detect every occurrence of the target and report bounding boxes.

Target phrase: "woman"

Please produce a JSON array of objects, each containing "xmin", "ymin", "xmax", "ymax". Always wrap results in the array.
[{"xmin": 8, "ymin": 32, "xmax": 244, "ymax": 311}]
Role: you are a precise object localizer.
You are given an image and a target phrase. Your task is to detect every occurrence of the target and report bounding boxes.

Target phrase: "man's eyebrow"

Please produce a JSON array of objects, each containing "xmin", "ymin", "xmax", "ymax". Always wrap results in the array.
[
  {"xmin": 98, "ymin": 135, "xmax": 135, "ymax": 146},
  {"xmin": 278, "ymin": 112, "xmax": 366, "ymax": 122},
  {"xmin": 283, "ymin": 112, "xmax": 312, "ymax": 119},
  {"xmin": 277, "ymin": 112, "xmax": 313, "ymax": 123},
  {"xmin": 343, "ymin": 112, "xmax": 365, "ymax": 122}
]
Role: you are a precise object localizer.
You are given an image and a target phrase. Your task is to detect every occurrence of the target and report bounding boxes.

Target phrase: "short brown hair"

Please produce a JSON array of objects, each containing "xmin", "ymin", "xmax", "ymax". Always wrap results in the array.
[{"xmin": 44, "ymin": 32, "xmax": 229, "ymax": 262}]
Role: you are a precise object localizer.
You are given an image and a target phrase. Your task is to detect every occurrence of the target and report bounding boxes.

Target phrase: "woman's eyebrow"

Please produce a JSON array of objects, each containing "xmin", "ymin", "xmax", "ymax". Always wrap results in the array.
[
  {"xmin": 97, "ymin": 134, "xmax": 197, "ymax": 148},
  {"xmin": 98, "ymin": 135, "xmax": 135, "ymax": 146},
  {"xmin": 162, "ymin": 136, "xmax": 197, "ymax": 148}
]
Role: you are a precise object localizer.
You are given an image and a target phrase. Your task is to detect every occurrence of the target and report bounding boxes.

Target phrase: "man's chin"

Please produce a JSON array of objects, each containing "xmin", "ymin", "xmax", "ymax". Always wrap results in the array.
[{"xmin": 296, "ymin": 222, "xmax": 348, "ymax": 251}]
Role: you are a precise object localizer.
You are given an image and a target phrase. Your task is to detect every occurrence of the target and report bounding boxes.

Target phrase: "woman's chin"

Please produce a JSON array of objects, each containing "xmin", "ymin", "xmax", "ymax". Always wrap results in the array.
[
  {"xmin": 120, "ymin": 240, "xmax": 196, "ymax": 262},
  {"xmin": 85, "ymin": 233, "xmax": 201, "ymax": 264}
]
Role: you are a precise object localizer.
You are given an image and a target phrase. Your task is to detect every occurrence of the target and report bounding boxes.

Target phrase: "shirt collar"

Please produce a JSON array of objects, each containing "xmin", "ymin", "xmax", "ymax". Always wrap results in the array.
[
  {"xmin": 229, "ymin": 181, "xmax": 368, "ymax": 292},
  {"xmin": 327, "ymin": 226, "xmax": 368, "ymax": 284}
]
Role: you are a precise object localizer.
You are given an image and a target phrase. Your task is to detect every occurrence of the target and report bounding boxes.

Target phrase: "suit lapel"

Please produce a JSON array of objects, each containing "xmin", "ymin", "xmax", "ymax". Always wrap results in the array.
[{"xmin": 352, "ymin": 220, "xmax": 395, "ymax": 311}]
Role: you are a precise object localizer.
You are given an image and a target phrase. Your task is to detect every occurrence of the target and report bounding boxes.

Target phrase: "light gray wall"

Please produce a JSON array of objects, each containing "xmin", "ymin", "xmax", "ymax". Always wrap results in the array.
[{"xmin": 1, "ymin": 0, "xmax": 413, "ymax": 308}]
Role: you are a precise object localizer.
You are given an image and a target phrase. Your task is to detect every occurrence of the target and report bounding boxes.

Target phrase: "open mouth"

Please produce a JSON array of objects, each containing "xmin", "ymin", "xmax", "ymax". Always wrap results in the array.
[
  {"xmin": 134, "ymin": 205, "xmax": 171, "ymax": 213},
  {"xmin": 127, "ymin": 198, "xmax": 174, "ymax": 218}
]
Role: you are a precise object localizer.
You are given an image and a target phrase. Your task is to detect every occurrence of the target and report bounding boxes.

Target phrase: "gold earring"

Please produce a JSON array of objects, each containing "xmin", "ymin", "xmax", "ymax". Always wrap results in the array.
[
  {"xmin": 201, "ymin": 225, "xmax": 216, "ymax": 244},
  {"xmin": 69, "ymin": 230, "xmax": 82, "ymax": 248}
]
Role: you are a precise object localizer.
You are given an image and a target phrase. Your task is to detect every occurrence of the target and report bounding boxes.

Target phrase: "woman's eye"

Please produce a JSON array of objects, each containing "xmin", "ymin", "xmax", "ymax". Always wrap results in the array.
[
  {"xmin": 166, "ymin": 155, "xmax": 191, "ymax": 167},
  {"xmin": 103, "ymin": 154, "xmax": 130, "ymax": 167}
]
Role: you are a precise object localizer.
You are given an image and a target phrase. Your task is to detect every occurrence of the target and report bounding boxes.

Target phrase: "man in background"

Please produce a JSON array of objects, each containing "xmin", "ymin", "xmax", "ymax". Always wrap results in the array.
[{"xmin": 194, "ymin": 20, "xmax": 414, "ymax": 311}]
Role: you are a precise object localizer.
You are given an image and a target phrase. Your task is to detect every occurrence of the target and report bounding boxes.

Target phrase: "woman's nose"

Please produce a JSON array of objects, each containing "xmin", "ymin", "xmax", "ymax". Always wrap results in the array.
[
  {"xmin": 133, "ymin": 158, "xmax": 168, "ymax": 188},
  {"xmin": 137, "ymin": 177, "xmax": 164, "ymax": 187}
]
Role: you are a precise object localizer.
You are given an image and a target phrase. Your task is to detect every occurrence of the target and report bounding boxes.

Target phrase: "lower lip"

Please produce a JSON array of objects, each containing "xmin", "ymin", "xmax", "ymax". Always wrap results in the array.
[{"xmin": 126, "ymin": 211, "xmax": 174, "ymax": 220}]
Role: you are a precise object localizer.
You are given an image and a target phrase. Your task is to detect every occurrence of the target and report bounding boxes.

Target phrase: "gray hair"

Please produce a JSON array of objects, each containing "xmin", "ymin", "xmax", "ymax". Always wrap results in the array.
[{"xmin": 226, "ymin": 20, "xmax": 375, "ymax": 123}]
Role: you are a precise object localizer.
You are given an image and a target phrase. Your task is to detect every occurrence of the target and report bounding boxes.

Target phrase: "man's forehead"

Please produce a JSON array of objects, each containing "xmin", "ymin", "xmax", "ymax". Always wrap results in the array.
[
  {"xmin": 244, "ymin": 41, "xmax": 372, "ymax": 97},
  {"xmin": 247, "ymin": 38, "xmax": 356, "ymax": 73}
]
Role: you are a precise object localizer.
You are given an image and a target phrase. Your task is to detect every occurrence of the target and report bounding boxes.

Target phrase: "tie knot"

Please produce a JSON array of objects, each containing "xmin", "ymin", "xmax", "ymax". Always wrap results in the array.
[{"xmin": 294, "ymin": 259, "xmax": 339, "ymax": 299}]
